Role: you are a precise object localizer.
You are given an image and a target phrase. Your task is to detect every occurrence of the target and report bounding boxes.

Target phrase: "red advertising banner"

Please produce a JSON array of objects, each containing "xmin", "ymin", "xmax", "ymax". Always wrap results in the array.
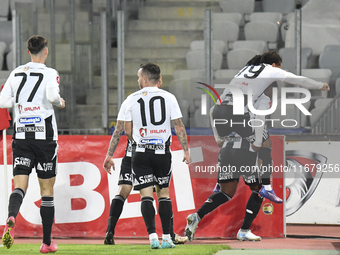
[{"xmin": 0, "ymin": 135, "xmax": 284, "ymax": 238}]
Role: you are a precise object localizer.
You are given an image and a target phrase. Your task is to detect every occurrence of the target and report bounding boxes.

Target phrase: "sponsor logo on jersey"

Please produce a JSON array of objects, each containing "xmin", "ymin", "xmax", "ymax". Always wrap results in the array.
[
  {"xmin": 150, "ymin": 129, "xmax": 166, "ymax": 134},
  {"xmin": 24, "ymin": 106, "xmax": 41, "ymax": 112},
  {"xmin": 17, "ymin": 126, "xmax": 44, "ymax": 132},
  {"xmin": 18, "ymin": 105, "xmax": 23, "ymax": 114},
  {"xmin": 262, "ymin": 203, "xmax": 274, "ymax": 215},
  {"xmin": 140, "ymin": 138, "xmax": 164, "ymax": 144},
  {"xmin": 139, "ymin": 128, "xmax": 147, "ymax": 137},
  {"xmin": 23, "ymin": 66, "xmax": 29, "ymax": 71},
  {"xmin": 14, "ymin": 157, "xmax": 31, "ymax": 168},
  {"xmin": 18, "ymin": 117, "xmax": 42, "ymax": 125},
  {"xmin": 56, "ymin": 76, "xmax": 60, "ymax": 84},
  {"xmin": 142, "ymin": 91, "xmax": 148, "ymax": 96}
]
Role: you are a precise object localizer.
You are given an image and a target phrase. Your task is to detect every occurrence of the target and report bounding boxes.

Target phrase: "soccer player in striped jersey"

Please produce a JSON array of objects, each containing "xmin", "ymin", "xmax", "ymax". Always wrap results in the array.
[
  {"xmin": 184, "ymin": 51, "xmax": 329, "ymax": 242},
  {"xmin": 124, "ymin": 63, "xmax": 190, "ymax": 249},
  {"xmin": 103, "ymin": 74, "xmax": 188, "ymax": 245},
  {"xmin": 0, "ymin": 35, "xmax": 65, "ymax": 253}
]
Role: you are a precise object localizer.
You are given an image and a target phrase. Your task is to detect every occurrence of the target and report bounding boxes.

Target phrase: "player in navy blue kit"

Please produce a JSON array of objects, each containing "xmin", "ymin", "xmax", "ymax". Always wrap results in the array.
[
  {"xmin": 185, "ymin": 51, "xmax": 329, "ymax": 242},
  {"xmin": 0, "ymin": 35, "xmax": 65, "ymax": 253},
  {"xmin": 124, "ymin": 63, "xmax": 190, "ymax": 249}
]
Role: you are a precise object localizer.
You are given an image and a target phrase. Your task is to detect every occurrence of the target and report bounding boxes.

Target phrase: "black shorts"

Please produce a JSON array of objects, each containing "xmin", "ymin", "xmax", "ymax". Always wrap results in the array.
[
  {"xmin": 12, "ymin": 139, "xmax": 58, "ymax": 179},
  {"xmin": 217, "ymin": 147, "xmax": 260, "ymax": 186},
  {"xmin": 131, "ymin": 150, "xmax": 172, "ymax": 190},
  {"xmin": 118, "ymin": 155, "xmax": 133, "ymax": 186}
]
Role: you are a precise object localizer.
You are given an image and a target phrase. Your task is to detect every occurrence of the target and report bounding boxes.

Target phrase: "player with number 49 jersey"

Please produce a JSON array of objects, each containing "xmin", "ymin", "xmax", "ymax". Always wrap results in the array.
[
  {"xmin": 124, "ymin": 87, "xmax": 182, "ymax": 154},
  {"xmin": 0, "ymin": 62, "xmax": 63, "ymax": 140}
]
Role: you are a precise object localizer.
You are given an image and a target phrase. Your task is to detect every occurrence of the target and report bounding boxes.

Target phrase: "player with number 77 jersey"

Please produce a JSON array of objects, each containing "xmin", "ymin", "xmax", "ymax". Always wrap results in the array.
[{"xmin": 0, "ymin": 52, "xmax": 64, "ymax": 140}]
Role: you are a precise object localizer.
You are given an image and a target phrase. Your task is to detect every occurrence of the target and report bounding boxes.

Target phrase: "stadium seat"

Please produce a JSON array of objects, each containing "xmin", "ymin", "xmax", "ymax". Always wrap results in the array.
[
  {"xmin": 190, "ymin": 40, "xmax": 226, "ymax": 55},
  {"xmin": 318, "ymin": 50, "xmax": 340, "ymax": 95},
  {"xmin": 194, "ymin": 108, "xmax": 211, "ymax": 128},
  {"xmin": 301, "ymin": 69, "xmax": 332, "ymax": 98},
  {"xmin": 0, "ymin": 0, "xmax": 9, "ymax": 20},
  {"xmin": 335, "ymin": 77, "xmax": 340, "ymax": 94},
  {"xmin": 226, "ymin": 48, "xmax": 260, "ymax": 70},
  {"xmin": 324, "ymin": 45, "xmax": 340, "ymax": 52},
  {"xmin": 0, "ymin": 21, "xmax": 12, "ymax": 53},
  {"xmin": 0, "ymin": 70, "xmax": 11, "ymax": 85},
  {"xmin": 232, "ymin": 40, "xmax": 267, "ymax": 54},
  {"xmin": 213, "ymin": 12, "xmax": 243, "ymax": 27},
  {"xmin": 310, "ymin": 107, "xmax": 326, "ymax": 126},
  {"xmin": 172, "ymin": 69, "xmax": 205, "ymax": 80},
  {"xmin": 186, "ymin": 50, "xmax": 223, "ymax": 71},
  {"xmin": 168, "ymin": 78, "xmax": 191, "ymax": 117},
  {"xmin": 262, "ymin": 0, "xmax": 296, "ymax": 14},
  {"xmin": 244, "ymin": 20, "xmax": 279, "ymax": 50},
  {"xmin": 6, "ymin": 51, "xmax": 13, "ymax": 70},
  {"xmin": 278, "ymin": 47, "xmax": 313, "ymax": 73},
  {"xmin": 0, "ymin": 41, "xmax": 6, "ymax": 70},
  {"xmin": 249, "ymin": 12, "xmax": 283, "ymax": 26},
  {"xmin": 214, "ymin": 69, "xmax": 239, "ymax": 82},
  {"xmin": 212, "ymin": 20, "xmax": 239, "ymax": 53},
  {"xmin": 314, "ymin": 98, "xmax": 333, "ymax": 108},
  {"xmin": 219, "ymin": 0, "xmax": 255, "ymax": 22}
]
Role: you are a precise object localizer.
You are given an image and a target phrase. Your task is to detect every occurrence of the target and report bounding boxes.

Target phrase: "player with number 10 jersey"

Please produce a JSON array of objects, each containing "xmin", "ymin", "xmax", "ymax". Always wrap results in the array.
[{"xmin": 125, "ymin": 87, "xmax": 182, "ymax": 154}]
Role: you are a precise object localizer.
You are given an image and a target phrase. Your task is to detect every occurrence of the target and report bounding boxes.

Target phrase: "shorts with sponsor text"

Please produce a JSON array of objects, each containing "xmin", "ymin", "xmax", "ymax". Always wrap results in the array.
[
  {"xmin": 217, "ymin": 147, "xmax": 260, "ymax": 186},
  {"xmin": 12, "ymin": 139, "xmax": 58, "ymax": 179},
  {"xmin": 131, "ymin": 150, "xmax": 172, "ymax": 190},
  {"xmin": 118, "ymin": 155, "xmax": 133, "ymax": 186}
]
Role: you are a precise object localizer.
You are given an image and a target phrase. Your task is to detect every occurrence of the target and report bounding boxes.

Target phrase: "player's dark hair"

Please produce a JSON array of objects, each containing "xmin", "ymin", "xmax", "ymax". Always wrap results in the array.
[
  {"xmin": 260, "ymin": 51, "xmax": 282, "ymax": 65},
  {"xmin": 246, "ymin": 55, "xmax": 262, "ymax": 66},
  {"xmin": 27, "ymin": 35, "xmax": 48, "ymax": 55},
  {"xmin": 246, "ymin": 51, "xmax": 282, "ymax": 66},
  {"xmin": 140, "ymin": 63, "xmax": 161, "ymax": 83}
]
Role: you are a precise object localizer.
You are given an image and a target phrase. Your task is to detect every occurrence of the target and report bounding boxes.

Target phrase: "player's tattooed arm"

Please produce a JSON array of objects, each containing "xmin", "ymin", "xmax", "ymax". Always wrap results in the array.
[
  {"xmin": 173, "ymin": 118, "xmax": 191, "ymax": 164},
  {"xmin": 107, "ymin": 120, "xmax": 124, "ymax": 157},
  {"xmin": 103, "ymin": 120, "xmax": 125, "ymax": 174}
]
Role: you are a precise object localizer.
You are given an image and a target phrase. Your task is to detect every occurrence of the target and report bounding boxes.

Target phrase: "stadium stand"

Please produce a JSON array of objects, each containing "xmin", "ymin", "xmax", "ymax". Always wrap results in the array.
[
  {"xmin": 172, "ymin": 69, "xmax": 205, "ymax": 80},
  {"xmin": 278, "ymin": 47, "xmax": 313, "ymax": 73},
  {"xmin": 244, "ymin": 20, "xmax": 279, "ymax": 50},
  {"xmin": 212, "ymin": 20, "xmax": 239, "ymax": 53},
  {"xmin": 219, "ymin": 0, "xmax": 255, "ymax": 23},
  {"xmin": 270, "ymin": 99, "xmax": 311, "ymax": 128},
  {"xmin": 249, "ymin": 12, "xmax": 282, "ymax": 26},
  {"xmin": 213, "ymin": 12, "xmax": 242, "ymax": 27},
  {"xmin": 262, "ymin": 0, "xmax": 296, "ymax": 15},
  {"xmin": 318, "ymin": 50, "xmax": 340, "ymax": 96},
  {"xmin": 0, "ymin": 0, "xmax": 9, "ymax": 21},
  {"xmin": 186, "ymin": 49, "xmax": 223, "ymax": 71},
  {"xmin": 190, "ymin": 40, "xmax": 226, "ymax": 55},
  {"xmin": 226, "ymin": 48, "xmax": 260, "ymax": 69},
  {"xmin": 232, "ymin": 40, "xmax": 267, "ymax": 54},
  {"xmin": 301, "ymin": 68, "xmax": 332, "ymax": 98}
]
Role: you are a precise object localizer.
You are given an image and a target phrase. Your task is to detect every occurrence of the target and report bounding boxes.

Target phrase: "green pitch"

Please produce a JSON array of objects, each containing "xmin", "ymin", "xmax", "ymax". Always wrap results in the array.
[{"xmin": 0, "ymin": 243, "xmax": 231, "ymax": 255}]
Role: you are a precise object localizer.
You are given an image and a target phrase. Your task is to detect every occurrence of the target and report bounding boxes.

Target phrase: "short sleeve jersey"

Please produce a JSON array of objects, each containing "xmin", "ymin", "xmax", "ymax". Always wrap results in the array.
[
  {"xmin": 1, "ymin": 62, "xmax": 60, "ymax": 140},
  {"xmin": 125, "ymin": 86, "xmax": 182, "ymax": 154}
]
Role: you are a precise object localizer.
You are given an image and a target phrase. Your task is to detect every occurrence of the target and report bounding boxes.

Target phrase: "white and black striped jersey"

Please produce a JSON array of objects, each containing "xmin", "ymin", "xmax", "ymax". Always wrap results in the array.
[
  {"xmin": 124, "ymin": 86, "xmax": 182, "ymax": 154},
  {"xmin": 221, "ymin": 63, "xmax": 323, "ymax": 113},
  {"xmin": 0, "ymin": 62, "xmax": 62, "ymax": 140}
]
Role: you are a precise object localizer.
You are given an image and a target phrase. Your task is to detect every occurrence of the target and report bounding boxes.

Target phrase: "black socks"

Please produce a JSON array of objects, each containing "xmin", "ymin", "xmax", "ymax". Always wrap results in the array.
[{"xmin": 40, "ymin": 196, "xmax": 55, "ymax": 246}]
